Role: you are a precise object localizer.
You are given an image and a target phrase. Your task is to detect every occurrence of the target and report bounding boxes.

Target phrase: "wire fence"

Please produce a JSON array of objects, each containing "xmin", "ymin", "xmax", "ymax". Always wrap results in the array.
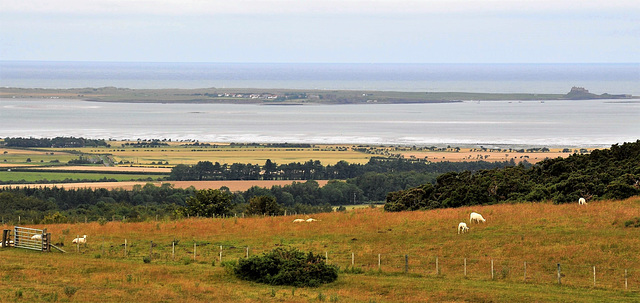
[{"xmin": 48, "ymin": 238, "xmax": 639, "ymax": 292}]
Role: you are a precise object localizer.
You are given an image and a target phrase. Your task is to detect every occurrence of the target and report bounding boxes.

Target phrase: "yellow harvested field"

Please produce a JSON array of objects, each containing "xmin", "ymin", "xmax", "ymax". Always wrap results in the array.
[
  {"xmin": 400, "ymin": 149, "xmax": 573, "ymax": 164},
  {"xmin": 0, "ymin": 164, "xmax": 38, "ymax": 168},
  {"xmin": 26, "ymin": 165, "xmax": 172, "ymax": 173},
  {"xmin": 2, "ymin": 180, "xmax": 330, "ymax": 191},
  {"xmin": 74, "ymin": 144, "xmax": 371, "ymax": 165}
]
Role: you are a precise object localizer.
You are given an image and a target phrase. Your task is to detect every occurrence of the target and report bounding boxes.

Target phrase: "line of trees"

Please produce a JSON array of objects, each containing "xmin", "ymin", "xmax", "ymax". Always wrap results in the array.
[
  {"xmin": 2, "ymin": 137, "xmax": 109, "ymax": 148},
  {"xmin": 384, "ymin": 140, "xmax": 640, "ymax": 212},
  {"xmin": 169, "ymin": 157, "xmax": 521, "ymax": 181}
]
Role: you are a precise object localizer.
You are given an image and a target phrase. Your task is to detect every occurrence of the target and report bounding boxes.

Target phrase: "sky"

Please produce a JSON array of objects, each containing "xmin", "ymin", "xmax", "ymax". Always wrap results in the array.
[{"xmin": 0, "ymin": 0, "xmax": 638, "ymax": 63}]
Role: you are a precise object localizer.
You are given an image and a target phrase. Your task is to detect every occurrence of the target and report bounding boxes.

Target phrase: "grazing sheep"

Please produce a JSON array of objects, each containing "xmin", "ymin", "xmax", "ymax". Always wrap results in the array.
[
  {"xmin": 292, "ymin": 219, "xmax": 305, "ymax": 223},
  {"xmin": 1, "ymin": 240, "xmax": 14, "ymax": 247},
  {"xmin": 579, "ymin": 197, "xmax": 587, "ymax": 205},
  {"xmin": 306, "ymin": 218, "xmax": 318, "ymax": 222},
  {"xmin": 31, "ymin": 234, "xmax": 42, "ymax": 240},
  {"xmin": 72, "ymin": 235, "xmax": 87, "ymax": 244},
  {"xmin": 470, "ymin": 212, "xmax": 486, "ymax": 223},
  {"xmin": 458, "ymin": 222, "xmax": 469, "ymax": 234}
]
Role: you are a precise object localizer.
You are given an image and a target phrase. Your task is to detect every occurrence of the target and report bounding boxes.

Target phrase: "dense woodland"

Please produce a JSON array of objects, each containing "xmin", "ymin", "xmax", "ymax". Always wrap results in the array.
[{"xmin": 384, "ymin": 140, "xmax": 640, "ymax": 211}]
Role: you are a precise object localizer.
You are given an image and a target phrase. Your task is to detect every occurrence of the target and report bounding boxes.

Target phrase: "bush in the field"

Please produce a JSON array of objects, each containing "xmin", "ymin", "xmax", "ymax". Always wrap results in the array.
[{"xmin": 233, "ymin": 247, "xmax": 338, "ymax": 287}]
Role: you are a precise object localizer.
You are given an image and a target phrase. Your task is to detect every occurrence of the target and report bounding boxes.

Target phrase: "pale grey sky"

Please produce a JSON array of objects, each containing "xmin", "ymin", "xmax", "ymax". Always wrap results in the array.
[{"xmin": 1, "ymin": 0, "xmax": 638, "ymax": 63}]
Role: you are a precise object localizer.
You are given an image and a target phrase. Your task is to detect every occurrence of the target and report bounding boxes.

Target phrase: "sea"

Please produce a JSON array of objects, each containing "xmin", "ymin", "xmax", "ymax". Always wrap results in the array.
[{"xmin": 1, "ymin": 61, "xmax": 639, "ymax": 147}]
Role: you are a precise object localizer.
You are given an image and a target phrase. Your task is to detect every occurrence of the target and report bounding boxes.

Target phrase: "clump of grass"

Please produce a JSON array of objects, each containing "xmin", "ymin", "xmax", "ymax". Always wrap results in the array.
[
  {"xmin": 98, "ymin": 217, "xmax": 108, "ymax": 226},
  {"xmin": 341, "ymin": 266, "xmax": 364, "ymax": 274},
  {"xmin": 142, "ymin": 256, "xmax": 151, "ymax": 263},
  {"xmin": 624, "ymin": 217, "xmax": 640, "ymax": 228},
  {"xmin": 63, "ymin": 286, "xmax": 79, "ymax": 298}
]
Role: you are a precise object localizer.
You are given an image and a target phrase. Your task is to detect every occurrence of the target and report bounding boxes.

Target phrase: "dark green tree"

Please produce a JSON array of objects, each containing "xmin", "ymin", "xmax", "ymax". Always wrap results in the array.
[
  {"xmin": 184, "ymin": 189, "xmax": 233, "ymax": 217},
  {"xmin": 245, "ymin": 195, "xmax": 283, "ymax": 216}
]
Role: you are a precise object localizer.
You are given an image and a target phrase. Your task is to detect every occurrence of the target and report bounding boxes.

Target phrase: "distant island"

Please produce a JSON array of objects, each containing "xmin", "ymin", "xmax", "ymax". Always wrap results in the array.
[
  {"xmin": 0, "ymin": 86, "xmax": 634, "ymax": 104},
  {"xmin": 563, "ymin": 86, "xmax": 633, "ymax": 100}
]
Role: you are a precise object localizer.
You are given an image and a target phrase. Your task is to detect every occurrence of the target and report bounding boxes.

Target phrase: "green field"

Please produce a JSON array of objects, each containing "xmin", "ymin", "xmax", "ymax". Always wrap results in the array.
[
  {"xmin": 0, "ymin": 171, "xmax": 165, "ymax": 183},
  {"xmin": 1, "ymin": 197, "xmax": 639, "ymax": 302}
]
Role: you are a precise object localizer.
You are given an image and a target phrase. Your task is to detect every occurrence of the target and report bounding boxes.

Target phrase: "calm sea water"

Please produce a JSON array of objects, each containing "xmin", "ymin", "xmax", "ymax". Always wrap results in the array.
[
  {"xmin": 1, "ymin": 61, "xmax": 638, "ymax": 147},
  {"xmin": 0, "ymin": 99, "xmax": 638, "ymax": 147},
  {"xmin": 1, "ymin": 61, "xmax": 639, "ymax": 94}
]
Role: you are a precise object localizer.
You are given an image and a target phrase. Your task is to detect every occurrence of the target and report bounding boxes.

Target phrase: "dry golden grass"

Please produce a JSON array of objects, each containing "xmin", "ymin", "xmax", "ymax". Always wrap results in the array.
[{"xmin": 1, "ymin": 197, "xmax": 639, "ymax": 302}]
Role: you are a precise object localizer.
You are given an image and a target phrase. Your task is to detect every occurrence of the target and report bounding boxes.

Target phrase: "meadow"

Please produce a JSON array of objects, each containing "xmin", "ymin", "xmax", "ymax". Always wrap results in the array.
[{"xmin": 1, "ymin": 197, "xmax": 639, "ymax": 302}]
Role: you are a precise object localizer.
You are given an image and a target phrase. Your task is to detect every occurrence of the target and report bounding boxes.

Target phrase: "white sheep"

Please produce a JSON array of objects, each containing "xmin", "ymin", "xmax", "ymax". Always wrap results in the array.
[
  {"xmin": 470, "ymin": 212, "xmax": 486, "ymax": 223},
  {"xmin": 292, "ymin": 219, "xmax": 305, "ymax": 223},
  {"xmin": 0, "ymin": 241, "xmax": 13, "ymax": 247},
  {"xmin": 306, "ymin": 218, "xmax": 319, "ymax": 222},
  {"xmin": 72, "ymin": 235, "xmax": 87, "ymax": 244},
  {"xmin": 31, "ymin": 234, "xmax": 42, "ymax": 240},
  {"xmin": 578, "ymin": 197, "xmax": 587, "ymax": 205},
  {"xmin": 458, "ymin": 222, "xmax": 469, "ymax": 234}
]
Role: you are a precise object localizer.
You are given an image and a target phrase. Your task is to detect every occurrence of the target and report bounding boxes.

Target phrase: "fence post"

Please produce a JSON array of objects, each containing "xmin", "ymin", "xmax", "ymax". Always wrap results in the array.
[
  {"xmin": 351, "ymin": 252, "xmax": 354, "ymax": 267},
  {"xmin": 436, "ymin": 257, "xmax": 439, "ymax": 275},
  {"xmin": 524, "ymin": 261, "xmax": 527, "ymax": 282},
  {"xmin": 172, "ymin": 242, "xmax": 175, "ymax": 261},
  {"xmin": 193, "ymin": 242, "xmax": 197, "ymax": 261},
  {"xmin": 625, "ymin": 269, "xmax": 628, "ymax": 290},
  {"xmin": 593, "ymin": 266, "xmax": 596, "ymax": 287},
  {"xmin": 491, "ymin": 259, "xmax": 494, "ymax": 280},
  {"xmin": 404, "ymin": 255, "xmax": 408, "ymax": 273},
  {"xmin": 124, "ymin": 239, "xmax": 127, "ymax": 257},
  {"xmin": 325, "ymin": 251, "xmax": 328, "ymax": 264},
  {"xmin": 2, "ymin": 230, "xmax": 8, "ymax": 248},
  {"xmin": 557, "ymin": 263, "xmax": 561, "ymax": 285},
  {"xmin": 464, "ymin": 258, "xmax": 467, "ymax": 277},
  {"xmin": 219, "ymin": 245, "xmax": 222, "ymax": 262},
  {"xmin": 378, "ymin": 254, "xmax": 381, "ymax": 271},
  {"xmin": 246, "ymin": 246, "xmax": 249, "ymax": 258}
]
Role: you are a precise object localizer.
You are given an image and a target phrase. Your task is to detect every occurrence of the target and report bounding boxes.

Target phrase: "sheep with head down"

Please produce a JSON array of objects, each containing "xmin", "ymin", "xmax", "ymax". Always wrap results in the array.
[
  {"xmin": 579, "ymin": 197, "xmax": 587, "ymax": 205},
  {"xmin": 458, "ymin": 222, "xmax": 469, "ymax": 234},
  {"xmin": 470, "ymin": 212, "xmax": 486, "ymax": 224}
]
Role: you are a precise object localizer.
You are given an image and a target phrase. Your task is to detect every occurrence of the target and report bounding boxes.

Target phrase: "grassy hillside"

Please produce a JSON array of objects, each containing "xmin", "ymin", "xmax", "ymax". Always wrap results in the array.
[{"xmin": 1, "ymin": 197, "xmax": 639, "ymax": 302}]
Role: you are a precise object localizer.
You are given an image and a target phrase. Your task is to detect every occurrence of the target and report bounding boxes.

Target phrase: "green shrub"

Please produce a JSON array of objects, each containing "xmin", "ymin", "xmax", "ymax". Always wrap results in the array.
[{"xmin": 233, "ymin": 247, "xmax": 338, "ymax": 287}]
